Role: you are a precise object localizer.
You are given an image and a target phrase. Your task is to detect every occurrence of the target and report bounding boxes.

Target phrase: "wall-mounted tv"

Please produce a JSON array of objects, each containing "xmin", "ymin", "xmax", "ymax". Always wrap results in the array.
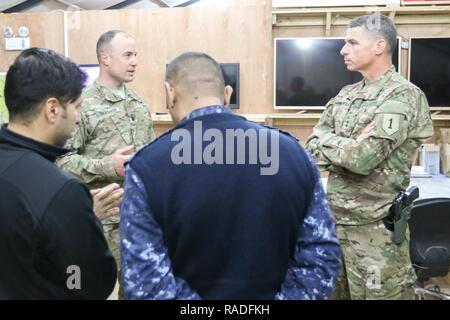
[
  {"xmin": 221, "ymin": 63, "xmax": 240, "ymax": 109},
  {"xmin": 408, "ymin": 37, "xmax": 450, "ymax": 108},
  {"xmin": 274, "ymin": 37, "xmax": 401, "ymax": 109},
  {"xmin": 79, "ymin": 64, "xmax": 100, "ymax": 88}
]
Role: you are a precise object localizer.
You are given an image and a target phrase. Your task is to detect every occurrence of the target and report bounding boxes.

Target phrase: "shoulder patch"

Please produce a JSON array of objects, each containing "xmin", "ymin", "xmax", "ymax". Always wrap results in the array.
[
  {"xmin": 374, "ymin": 100, "xmax": 409, "ymax": 137},
  {"xmin": 381, "ymin": 114, "xmax": 401, "ymax": 136}
]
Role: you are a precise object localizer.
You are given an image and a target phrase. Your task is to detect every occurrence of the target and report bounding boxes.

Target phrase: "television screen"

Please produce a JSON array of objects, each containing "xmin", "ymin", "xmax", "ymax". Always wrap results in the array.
[
  {"xmin": 79, "ymin": 64, "xmax": 100, "ymax": 87},
  {"xmin": 409, "ymin": 37, "xmax": 450, "ymax": 108},
  {"xmin": 274, "ymin": 37, "xmax": 400, "ymax": 109},
  {"xmin": 221, "ymin": 63, "xmax": 240, "ymax": 109}
]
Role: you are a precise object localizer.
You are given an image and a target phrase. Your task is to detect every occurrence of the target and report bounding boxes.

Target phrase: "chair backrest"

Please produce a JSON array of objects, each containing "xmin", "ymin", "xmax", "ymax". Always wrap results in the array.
[{"xmin": 409, "ymin": 198, "xmax": 450, "ymax": 279}]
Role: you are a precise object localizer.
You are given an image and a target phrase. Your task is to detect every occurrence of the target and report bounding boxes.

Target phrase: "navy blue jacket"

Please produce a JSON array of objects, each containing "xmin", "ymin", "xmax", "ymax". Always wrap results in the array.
[{"xmin": 128, "ymin": 111, "xmax": 327, "ymax": 299}]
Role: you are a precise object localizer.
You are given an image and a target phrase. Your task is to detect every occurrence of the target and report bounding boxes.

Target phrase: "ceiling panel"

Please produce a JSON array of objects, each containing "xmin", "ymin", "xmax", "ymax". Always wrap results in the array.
[
  {"xmin": 121, "ymin": 0, "xmax": 160, "ymax": 9},
  {"xmin": 1, "ymin": 0, "xmax": 212, "ymax": 12},
  {"xmin": 0, "ymin": 0, "xmax": 27, "ymax": 11},
  {"xmin": 63, "ymin": 0, "xmax": 125, "ymax": 9}
]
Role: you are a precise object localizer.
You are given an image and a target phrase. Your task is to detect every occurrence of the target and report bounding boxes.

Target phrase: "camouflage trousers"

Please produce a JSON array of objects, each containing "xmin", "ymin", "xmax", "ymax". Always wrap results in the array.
[
  {"xmin": 103, "ymin": 222, "xmax": 120, "ymax": 265},
  {"xmin": 103, "ymin": 222, "xmax": 124, "ymax": 299},
  {"xmin": 334, "ymin": 221, "xmax": 417, "ymax": 300}
]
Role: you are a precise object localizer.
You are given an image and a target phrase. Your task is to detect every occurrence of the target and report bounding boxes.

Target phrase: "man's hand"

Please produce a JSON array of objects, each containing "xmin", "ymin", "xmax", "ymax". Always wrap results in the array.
[
  {"xmin": 91, "ymin": 183, "xmax": 124, "ymax": 220},
  {"xmin": 113, "ymin": 146, "xmax": 134, "ymax": 177},
  {"xmin": 357, "ymin": 121, "xmax": 376, "ymax": 143}
]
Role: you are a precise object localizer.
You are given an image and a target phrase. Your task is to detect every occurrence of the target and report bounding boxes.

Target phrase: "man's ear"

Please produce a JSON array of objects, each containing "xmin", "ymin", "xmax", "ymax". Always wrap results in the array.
[
  {"xmin": 165, "ymin": 81, "xmax": 176, "ymax": 109},
  {"xmin": 100, "ymin": 51, "xmax": 110, "ymax": 66},
  {"xmin": 224, "ymin": 85, "xmax": 233, "ymax": 106},
  {"xmin": 375, "ymin": 38, "xmax": 387, "ymax": 56},
  {"xmin": 43, "ymin": 97, "xmax": 60, "ymax": 124}
]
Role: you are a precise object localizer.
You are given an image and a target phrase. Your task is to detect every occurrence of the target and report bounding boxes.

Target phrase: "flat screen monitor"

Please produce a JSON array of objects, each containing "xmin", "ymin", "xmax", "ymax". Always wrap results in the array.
[
  {"xmin": 166, "ymin": 62, "xmax": 240, "ymax": 109},
  {"xmin": 409, "ymin": 37, "xmax": 450, "ymax": 108},
  {"xmin": 79, "ymin": 64, "xmax": 100, "ymax": 87},
  {"xmin": 274, "ymin": 37, "xmax": 400, "ymax": 109},
  {"xmin": 221, "ymin": 63, "xmax": 240, "ymax": 109}
]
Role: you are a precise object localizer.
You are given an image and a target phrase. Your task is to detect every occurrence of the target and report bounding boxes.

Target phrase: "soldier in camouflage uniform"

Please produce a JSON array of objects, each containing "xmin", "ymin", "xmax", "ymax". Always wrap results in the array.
[
  {"xmin": 57, "ymin": 30, "xmax": 156, "ymax": 271},
  {"xmin": 306, "ymin": 14, "xmax": 433, "ymax": 299}
]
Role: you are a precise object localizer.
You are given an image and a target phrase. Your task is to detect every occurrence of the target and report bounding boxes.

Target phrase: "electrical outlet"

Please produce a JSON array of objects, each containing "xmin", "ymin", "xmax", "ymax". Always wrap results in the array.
[{"xmin": 5, "ymin": 38, "xmax": 30, "ymax": 51}]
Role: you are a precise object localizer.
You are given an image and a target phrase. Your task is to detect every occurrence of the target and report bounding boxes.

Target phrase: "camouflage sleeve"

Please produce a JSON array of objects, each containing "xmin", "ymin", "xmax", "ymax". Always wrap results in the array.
[
  {"xmin": 148, "ymin": 111, "xmax": 156, "ymax": 142},
  {"xmin": 0, "ymin": 103, "xmax": 8, "ymax": 124},
  {"xmin": 315, "ymin": 94, "xmax": 432, "ymax": 176},
  {"xmin": 275, "ymin": 153, "xmax": 341, "ymax": 300},
  {"xmin": 408, "ymin": 92, "xmax": 434, "ymax": 140},
  {"xmin": 56, "ymin": 114, "xmax": 118, "ymax": 184},
  {"xmin": 305, "ymin": 99, "xmax": 335, "ymax": 170},
  {"xmin": 120, "ymin": 166, "xmax": 201, "ymax": 300}
]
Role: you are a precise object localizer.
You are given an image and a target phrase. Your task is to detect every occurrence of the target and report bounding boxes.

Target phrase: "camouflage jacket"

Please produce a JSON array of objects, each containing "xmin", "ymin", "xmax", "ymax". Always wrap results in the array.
[
  {"xmin": 57, "ymin": 80, "xmax": 156, "ymax": 191},
  {"xmin": 0, "ymin": 105, "xmax": 8, "ymax": 124},
  {"xmin": 306, "ymin": 66, "xmax": 433, "ymax": 225}
]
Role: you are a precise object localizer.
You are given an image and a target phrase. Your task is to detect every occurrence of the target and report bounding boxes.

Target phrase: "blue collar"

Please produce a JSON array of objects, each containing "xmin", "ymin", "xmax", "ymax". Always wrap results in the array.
[{"xmin": 183, "ymin": 105, "xmax": 232, "ymax": 122}]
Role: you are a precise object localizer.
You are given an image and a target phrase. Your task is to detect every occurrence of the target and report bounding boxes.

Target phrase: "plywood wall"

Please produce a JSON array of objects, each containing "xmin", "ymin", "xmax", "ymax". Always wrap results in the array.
[
  {"xmin": 66, "ymin": 2, "xmax": 273, "ymax": 115},
  {"xmin": 1, "ymin": 7, "xmax": 449, "ymax": 118},
  {"xmin": 0, "ymin": 11, "xmax": 64, "ymax": 72}
]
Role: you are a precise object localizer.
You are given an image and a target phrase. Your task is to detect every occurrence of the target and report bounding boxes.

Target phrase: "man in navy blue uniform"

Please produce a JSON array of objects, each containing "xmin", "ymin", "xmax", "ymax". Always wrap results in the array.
[{"xmin": 120, "ymin": 52, "xmax": 341, "ymax": 300}]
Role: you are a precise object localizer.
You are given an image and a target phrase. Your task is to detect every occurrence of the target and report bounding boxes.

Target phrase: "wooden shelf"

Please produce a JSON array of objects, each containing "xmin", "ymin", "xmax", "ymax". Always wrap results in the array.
[{"xmin": 272, "ymin": 5, "xmax": 450, "ymax": 28}]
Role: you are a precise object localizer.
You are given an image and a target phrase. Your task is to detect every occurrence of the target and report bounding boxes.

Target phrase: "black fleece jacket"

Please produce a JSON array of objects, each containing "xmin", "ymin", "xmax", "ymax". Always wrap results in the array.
[{"xmin": 0, "ymin": 125, "xmax": 117, "ymax": 299}]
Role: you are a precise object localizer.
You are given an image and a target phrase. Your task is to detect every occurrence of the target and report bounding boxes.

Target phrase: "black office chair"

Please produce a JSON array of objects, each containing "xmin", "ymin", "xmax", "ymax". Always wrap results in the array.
[{"xmin": 408, "ymin": 197, "xmax": 450, "ymax": 300}]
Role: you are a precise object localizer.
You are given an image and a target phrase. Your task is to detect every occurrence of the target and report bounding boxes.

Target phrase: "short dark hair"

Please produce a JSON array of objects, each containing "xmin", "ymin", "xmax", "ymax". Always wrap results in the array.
[
  {"xmin": 4, "ymin": 48, "xmax": 85, "ymax": 123},
  {"xmin": 96, "ymin": 30, "xmax": 130, "ymax": 61},
  {"xmin": 348, "ymin": 14, "xmax": 397, "ymax": 54},
  {"xmin": 166, "ymin": 52, "xmax": 225, "ymax": 98}
]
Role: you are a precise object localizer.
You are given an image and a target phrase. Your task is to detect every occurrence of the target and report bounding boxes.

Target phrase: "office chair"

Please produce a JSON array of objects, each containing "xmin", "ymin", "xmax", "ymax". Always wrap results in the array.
[{"xmin": 408, "ymin": 197, "xmax": 450, "ymax": 300}]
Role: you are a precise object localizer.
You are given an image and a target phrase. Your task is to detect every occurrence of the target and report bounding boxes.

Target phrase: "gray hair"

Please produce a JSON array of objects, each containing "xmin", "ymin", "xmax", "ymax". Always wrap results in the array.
[
  {"xmin": 348, "ymin": 14, "xmax": 397, "ymax": 54},
  {"xmin": 96, "ymin": 30, "xmax": 131, "ymax": 61}
]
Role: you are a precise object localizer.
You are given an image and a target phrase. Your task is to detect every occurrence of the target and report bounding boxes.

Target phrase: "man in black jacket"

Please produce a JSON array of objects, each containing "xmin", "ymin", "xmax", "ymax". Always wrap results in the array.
[{"xmin": 0, "ymin": 48, "xmax": 117, "ymax": 299}]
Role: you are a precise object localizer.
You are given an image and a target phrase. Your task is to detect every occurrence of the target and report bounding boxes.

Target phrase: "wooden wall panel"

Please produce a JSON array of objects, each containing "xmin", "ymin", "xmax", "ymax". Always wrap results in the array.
[
  {"xmin": 0, "ymin": 12, "xmax": 64, "ymax": 72},
  {"xmin": 67, "ymin": 4, "xmax": 273, "ymax": 115},
  {"xmin": 0, "ymin": 8, "xmax": 448, "ymax": 124}
]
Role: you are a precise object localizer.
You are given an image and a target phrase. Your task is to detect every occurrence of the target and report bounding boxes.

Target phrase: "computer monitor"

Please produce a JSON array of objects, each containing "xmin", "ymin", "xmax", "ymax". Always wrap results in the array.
[
  {"xmin": 408, "ymin": 37, "xmax": 450, "ymax": 108},
  {"xmin": 274, "ymin": 37, "xmax": 401, "ymax": 109},
  {"xmin": 221, "ymin": 63, "xmax": 240, "ymax": 109},
  {"xmin": 79, "ymin": 64, "xmax": 100, "ymax": 87},
  {"xmin": 165, "ymin": 62, "xmax": 240, "ymax": 109}
]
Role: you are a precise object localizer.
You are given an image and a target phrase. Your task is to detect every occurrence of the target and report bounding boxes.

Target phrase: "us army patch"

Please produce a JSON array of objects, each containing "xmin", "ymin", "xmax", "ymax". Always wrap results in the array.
[{"xmin": 381, "ymin": 114, "xmax": 401, "ymax": 135}]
